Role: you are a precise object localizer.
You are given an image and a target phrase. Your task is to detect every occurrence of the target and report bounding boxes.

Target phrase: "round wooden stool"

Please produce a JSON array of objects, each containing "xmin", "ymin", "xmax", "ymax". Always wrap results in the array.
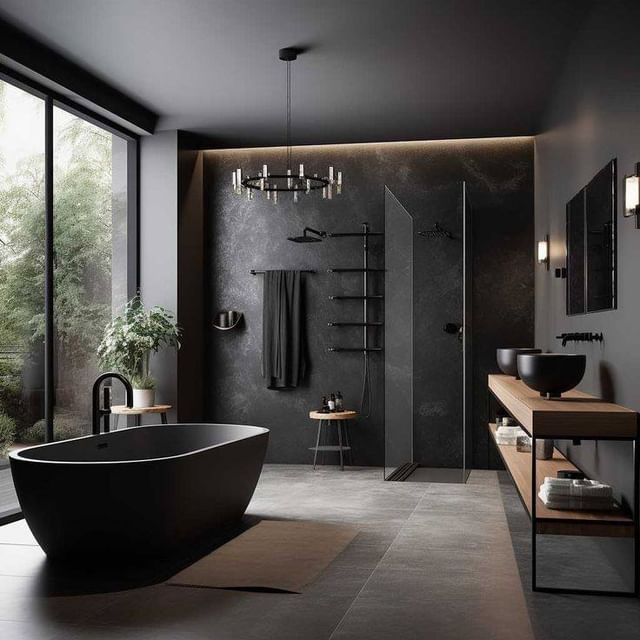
[
  {"xmin": 308, "ymin": 410, "xmax": 358, "ymax": 471},
  {"xmin": 111, "ymin": 404, "xmax": 172, "ymax": 428}
]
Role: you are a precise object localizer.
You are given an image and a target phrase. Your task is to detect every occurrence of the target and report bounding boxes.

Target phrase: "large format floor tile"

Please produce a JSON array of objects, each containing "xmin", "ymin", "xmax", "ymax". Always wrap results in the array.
[{"xmin": 0, "ymin": 465, "xmax": 639, "ymax": 640}]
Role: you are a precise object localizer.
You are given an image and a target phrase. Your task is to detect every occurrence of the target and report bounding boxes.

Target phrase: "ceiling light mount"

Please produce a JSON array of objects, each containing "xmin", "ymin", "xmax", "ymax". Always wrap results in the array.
[
  {"xmin": 233, "ymin": 47, "xmax": 343, "ymax": 203},
  {"xmin": 278, "ymin": 47, "xmax": 301, "ymax": 62}
]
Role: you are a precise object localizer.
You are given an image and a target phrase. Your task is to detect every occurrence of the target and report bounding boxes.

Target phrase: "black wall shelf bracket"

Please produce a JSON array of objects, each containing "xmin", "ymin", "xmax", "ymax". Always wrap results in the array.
[
  {"xmin": 327, "ymin": 268, "xmax": 385, "ymax": 273},
  {"xmin": 328, "ymin": 321, "xmax": 384, "ymax": 327}
]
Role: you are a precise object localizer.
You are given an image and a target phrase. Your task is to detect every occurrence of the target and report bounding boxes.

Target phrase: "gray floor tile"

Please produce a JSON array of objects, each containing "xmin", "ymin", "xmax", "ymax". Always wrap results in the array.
[
  {"xmin": 0, "ymin": 464, "xmax": 639, "ymax": 640},
  {"xmin": 0, "ymin": 544, "xmax": 46, "ymax": 577},
  {"xmin": 0, "ymin": 520, "xmax": 38, "ymax": 546}
]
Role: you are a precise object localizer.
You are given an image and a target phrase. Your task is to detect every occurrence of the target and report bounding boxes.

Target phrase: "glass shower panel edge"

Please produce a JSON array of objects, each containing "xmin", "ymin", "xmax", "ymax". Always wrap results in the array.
[{"xmin": 383, "ymin": 186, "xmax": 414, "ymax": 479}]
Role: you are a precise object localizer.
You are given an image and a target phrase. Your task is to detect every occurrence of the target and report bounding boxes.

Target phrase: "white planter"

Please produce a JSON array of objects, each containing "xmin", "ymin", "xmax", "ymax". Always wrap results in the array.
[{"xmin": 132, "ymin": 388, "xmax": 155, "ymax": 409}]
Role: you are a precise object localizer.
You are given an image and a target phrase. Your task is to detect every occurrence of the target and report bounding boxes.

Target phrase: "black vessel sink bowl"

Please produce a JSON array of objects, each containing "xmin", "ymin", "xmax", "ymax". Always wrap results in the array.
[
  {"xmin": 517, "ymin": 353, "xmax": 586, "ymax": 399},
  {"xmin": 496, "ymin": 348, "xmax": 542, "ymax": 379}
]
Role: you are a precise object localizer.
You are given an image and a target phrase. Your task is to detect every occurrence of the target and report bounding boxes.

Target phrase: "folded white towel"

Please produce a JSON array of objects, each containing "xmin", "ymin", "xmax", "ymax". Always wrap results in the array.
[
  {"xmin": 541, "ymin": 477, "xmax": 613, "ymax": 499},
  {"xmin": 539, "ymin": 491, "xmax": 615, "ymax": 511},
  {"xmin": 496, "ymin": 426, "xmax": 523, "ymax": 435},
  {"xmin": 495, "ymin": 426, "xmax": 526, "ymax": 445}
]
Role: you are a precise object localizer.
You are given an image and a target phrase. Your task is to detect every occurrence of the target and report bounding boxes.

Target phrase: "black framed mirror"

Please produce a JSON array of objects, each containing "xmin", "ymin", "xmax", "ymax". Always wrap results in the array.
[{"xmin": 566, "ymin": 159, "xmax": 617, "ymax": 315}]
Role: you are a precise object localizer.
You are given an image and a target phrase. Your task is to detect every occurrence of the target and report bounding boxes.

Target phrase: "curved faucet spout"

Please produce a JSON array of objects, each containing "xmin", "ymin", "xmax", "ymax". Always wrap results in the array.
[{"xmin": 92, "ymin": 372, "xmax": 134, "ymax": 435}]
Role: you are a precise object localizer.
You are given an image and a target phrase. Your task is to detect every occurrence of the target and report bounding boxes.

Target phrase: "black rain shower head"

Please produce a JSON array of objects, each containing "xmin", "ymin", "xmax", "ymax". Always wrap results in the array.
[
  {"xmin": 288, "ymin": 227, "xmax": 327, "ymax": 243},
  {"xmin": 418, "ymin": 223, "xmax": 453, "ymax": 239}
]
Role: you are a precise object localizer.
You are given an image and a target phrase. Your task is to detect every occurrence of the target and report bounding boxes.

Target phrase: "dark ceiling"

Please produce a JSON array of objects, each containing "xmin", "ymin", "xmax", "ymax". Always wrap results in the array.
[{"xmin": 0, "ymin": 0, "xmax": 587, "ymax": 146}]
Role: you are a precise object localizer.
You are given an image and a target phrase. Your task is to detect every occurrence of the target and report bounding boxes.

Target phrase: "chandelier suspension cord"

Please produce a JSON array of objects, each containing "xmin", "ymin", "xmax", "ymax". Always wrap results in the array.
[{"xmin": 286, "ymin": 59, "xmax": 292, "ymax": 172}]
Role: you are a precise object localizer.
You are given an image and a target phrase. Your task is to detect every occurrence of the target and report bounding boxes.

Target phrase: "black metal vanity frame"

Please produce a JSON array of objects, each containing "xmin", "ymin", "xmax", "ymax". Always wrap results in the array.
[{"xmin": 487, "ymin": 379, "xmax": 639, "ymax": 597}]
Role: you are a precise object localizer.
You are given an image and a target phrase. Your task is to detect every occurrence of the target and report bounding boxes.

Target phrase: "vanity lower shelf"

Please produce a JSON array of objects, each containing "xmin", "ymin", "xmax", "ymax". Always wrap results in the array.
[{"xmin": 488, "ymin": 423, "xmax": 634, "ymax": 538}]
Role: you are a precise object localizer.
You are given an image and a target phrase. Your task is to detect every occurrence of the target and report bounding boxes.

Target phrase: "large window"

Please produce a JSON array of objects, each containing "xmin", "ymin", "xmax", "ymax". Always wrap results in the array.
[
  {"xmin": 0, "ymin": 74, "xmax": 137, "ymax": 520},
  {"xmin": 53, "ymin": 107, "xmax": 132, "ymax": 438}
]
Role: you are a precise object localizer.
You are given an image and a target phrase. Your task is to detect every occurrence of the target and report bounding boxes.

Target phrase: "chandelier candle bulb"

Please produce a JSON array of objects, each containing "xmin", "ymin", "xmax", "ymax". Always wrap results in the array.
[
  {"xmin": 337, "ymin": 171, "xmax": 342, "ymax": 186},
  {"xmin": 299, "ymin": 164, "xmax": 304, "ymax": 178},
  {"xmin": 306, "ymin": 178, "xmax": 311, "ymax": 193},
  {"xmin": 263, "ymin": 164, "xmax": 268, "ymax": 178},
  {"xmin": 329, "ymin": 166, "xmax": 334, "ymax": 183}
]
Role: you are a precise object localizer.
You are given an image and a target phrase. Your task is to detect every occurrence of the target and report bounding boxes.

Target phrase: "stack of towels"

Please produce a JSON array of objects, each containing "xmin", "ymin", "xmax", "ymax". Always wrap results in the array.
[
  {"xmin": 495, "ymin": 425, "xmax": 526, "ymax": 445},
  {"xmin": 538, "ymin": 477, "xmax": 614, "ymax": 511}
]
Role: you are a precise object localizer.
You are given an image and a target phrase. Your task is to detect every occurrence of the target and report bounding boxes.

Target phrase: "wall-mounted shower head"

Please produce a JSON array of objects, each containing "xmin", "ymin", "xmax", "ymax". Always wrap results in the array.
[
  {"xmin": 418, "ymin": 222, "xmax": 453, "ymax": 239},
  {"xmin": 288, "ymin": 227, "xmax": 327, "ymax": 243}
]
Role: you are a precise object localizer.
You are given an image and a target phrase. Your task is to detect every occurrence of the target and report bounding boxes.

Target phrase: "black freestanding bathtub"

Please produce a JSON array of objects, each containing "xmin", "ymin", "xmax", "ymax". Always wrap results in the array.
[{"xmin": 9, "ymin": 423, "xmax": 269, "ymax": 561}]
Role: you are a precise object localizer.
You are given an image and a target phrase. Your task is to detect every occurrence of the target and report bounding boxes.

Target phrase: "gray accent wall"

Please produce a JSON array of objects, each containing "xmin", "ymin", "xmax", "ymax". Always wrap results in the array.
[
  {"xmin": 140, "ymin": 131, "xmax": 178, "ymax": 422},
  {"xmin": 204, "ymin": 138, "xmax": 534, "ymax": 467},
  {"xmin": 534, "ymin": 2, "xmax": 640, "ymax": 578}
]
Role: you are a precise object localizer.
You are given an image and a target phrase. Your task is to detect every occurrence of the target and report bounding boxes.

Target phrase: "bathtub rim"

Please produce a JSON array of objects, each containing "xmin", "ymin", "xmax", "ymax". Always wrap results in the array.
[{"xmin": 9, "ymin": 423, "xmax": 269, "ymax": 466}]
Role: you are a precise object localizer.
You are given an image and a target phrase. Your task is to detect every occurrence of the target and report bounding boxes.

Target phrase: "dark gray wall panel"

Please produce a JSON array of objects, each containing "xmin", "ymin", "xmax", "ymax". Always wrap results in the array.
[
  {"xmin": 534, "ymin": 1, "xmax": 640, "ymax": 580},
  {"xmin": 205, "ymin": 138, "xmax": 533, "ymax": 466}
]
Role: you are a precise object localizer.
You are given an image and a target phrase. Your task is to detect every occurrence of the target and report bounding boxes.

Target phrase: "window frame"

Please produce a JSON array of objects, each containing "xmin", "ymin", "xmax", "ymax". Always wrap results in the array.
[{"xmin": 0, "ymin": 64, "xmax": 139, "ymax": 524}]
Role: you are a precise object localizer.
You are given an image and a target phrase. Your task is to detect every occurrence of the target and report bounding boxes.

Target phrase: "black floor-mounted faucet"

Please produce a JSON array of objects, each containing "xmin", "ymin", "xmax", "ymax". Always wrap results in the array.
[{"xmin": 92, "ymin": 372, "xmax": 133, "ymax": 435}]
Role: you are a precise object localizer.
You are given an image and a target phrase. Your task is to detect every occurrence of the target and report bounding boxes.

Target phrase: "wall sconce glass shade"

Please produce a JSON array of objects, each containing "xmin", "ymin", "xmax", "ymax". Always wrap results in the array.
[
  {"xmin": 537, "ymin": 235, "xmax": 549, "ymax": 270},
  {"xmin": 624, "ymin": 163, "xmax": 640, "ymax": 217}
]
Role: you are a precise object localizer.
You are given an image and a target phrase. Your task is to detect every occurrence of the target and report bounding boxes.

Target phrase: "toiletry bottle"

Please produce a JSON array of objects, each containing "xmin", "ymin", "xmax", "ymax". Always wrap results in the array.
[
  {"xmin": 321, "ymin": 396, "xmax": 328, "ymax": 413},
  {"xmin": 328, "ymin": 394, "xmax": 336, "ymax": 411},
  {"xmin": 336, "ymin": 391, "xmax": 343, "ymax": 411}
]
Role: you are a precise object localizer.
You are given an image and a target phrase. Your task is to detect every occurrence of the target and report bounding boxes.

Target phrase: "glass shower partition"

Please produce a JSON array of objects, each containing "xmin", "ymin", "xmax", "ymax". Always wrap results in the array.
[
  {"xmin": 383, "ymin": 187, "xmax": 414, "ymax": 480},
  {"xmin": 384, "ymin": 183, "xmax": 471, "ymax": 482}
]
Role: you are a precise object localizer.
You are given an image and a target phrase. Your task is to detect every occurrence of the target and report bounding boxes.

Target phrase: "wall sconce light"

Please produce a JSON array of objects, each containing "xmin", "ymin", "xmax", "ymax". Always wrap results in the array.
[
  {"xmin": 537, "ymin": 234, "xmax": 549, "ymax": 270},
  {"xmin": 624, "ymin": 162, "xmax": 640, "ymax": 227}
]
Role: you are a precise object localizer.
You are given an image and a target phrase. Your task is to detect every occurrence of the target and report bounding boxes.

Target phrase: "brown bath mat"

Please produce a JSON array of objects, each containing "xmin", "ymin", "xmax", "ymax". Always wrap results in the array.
[{"xmin": 168, "ymin": 520, "xmax": 358, "ymax": 593}]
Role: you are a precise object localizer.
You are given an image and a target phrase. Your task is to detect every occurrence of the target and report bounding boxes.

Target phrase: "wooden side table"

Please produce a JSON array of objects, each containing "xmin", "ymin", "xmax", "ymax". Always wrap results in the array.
[
  {"xmin": 308, "ymin": 410, "xmax": 358, "ymax": 471},
  {"xmin": 111, "ymin": 405, "xmax": 172, "ymax": 428}
]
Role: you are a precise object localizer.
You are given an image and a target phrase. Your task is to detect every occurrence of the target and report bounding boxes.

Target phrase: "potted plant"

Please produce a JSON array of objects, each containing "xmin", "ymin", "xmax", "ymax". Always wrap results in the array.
[{"xmin": 97, "ymin": 295, "xmax": 180, "ymax": 408}]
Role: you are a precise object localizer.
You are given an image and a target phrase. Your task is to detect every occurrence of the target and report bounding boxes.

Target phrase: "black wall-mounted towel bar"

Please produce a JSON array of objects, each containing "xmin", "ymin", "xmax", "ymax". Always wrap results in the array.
[
  {"xmin": 327, "ymin": 232, "xmax": 384, "ymax": 237},
  {"xmin": 329, "ymin": 295, "xmax": 384, "ymax": 300},
  {"xmin": 328, "ymin": 321, "xmax": 384, "ymax": 327},
  {"xmin": 250, "ymin": 269, "xmax": 316, "ymax": 275},
  {"xmin": 327, "ymin": 268, "xmax": 385, "ymax": 273},
  {"xmin": 328, "ymin": 347, "xmax": 384, "ymax": 353}
]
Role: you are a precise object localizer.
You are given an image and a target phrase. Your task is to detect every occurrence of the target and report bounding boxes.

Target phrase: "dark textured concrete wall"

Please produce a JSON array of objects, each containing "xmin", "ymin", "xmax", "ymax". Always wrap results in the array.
[{"xmin": 204, "ymin": 138, "xmax": 534, "ymax": 467}]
